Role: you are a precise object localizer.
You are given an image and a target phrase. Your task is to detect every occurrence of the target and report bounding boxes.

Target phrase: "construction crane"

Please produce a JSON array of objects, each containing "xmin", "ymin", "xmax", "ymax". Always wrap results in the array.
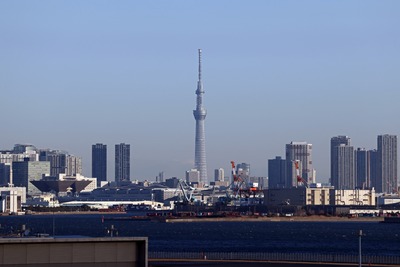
[
  {"xmin": 224, "ymin": 161, "xmax": 263, "ymax": 205},
  {"xmin": 229, "ymin": 161, "xmax": 245, "ymax": 198},
  {"xmin": 294, "ymin": 160, "xmax": 308, "ymax": 188},
  {"xmin": 175, "ymin": 180, "xmax": 196, "ymax": 204}
]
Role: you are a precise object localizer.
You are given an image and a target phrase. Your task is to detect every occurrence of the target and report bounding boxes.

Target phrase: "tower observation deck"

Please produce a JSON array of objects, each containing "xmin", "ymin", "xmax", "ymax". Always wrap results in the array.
[{"xmin": 193, "ymin": 49, "xmax": 208, "ymax": 185}]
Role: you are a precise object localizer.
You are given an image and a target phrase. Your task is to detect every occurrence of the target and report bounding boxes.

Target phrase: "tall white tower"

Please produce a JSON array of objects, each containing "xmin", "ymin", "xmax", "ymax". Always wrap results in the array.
[{"xmin": 193, "ymin": 49, "xmax": 208, "ymax": 185}]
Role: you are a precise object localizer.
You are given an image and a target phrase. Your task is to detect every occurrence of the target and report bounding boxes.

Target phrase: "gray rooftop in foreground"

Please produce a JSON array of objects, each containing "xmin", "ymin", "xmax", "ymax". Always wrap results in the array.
[{"xmin": 0, "ymin": 236, "xmax": 148, "ymax": 244}]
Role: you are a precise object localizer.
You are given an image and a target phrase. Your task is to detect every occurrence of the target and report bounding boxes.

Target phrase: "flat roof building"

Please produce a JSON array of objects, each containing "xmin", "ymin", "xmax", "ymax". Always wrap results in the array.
[{"xmin": 0, "ymin": 237, "xmax": 147, "ymax": 267}]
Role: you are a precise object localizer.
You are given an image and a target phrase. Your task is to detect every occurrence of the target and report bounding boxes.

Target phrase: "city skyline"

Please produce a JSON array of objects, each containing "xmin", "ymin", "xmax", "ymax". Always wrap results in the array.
[
  {"xmin": 1, "ymin": 1, "xmax": 399, "ymax": 182},
  {"xmin": 0, "ymin": 134, "xmax": 397, "ymax": 187}
]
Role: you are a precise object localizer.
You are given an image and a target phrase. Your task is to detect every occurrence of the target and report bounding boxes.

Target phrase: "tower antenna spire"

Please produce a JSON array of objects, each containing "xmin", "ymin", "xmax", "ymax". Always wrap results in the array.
[{"xmin": 198, "ymin": 49, "xmax": 202, "ymax": 81}]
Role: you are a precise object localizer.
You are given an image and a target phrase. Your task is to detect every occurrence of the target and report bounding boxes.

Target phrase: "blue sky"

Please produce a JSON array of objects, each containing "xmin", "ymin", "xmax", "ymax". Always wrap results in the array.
[{"xmin": 1, "ymin": 1, "xmax": 399, "ymax": 182}]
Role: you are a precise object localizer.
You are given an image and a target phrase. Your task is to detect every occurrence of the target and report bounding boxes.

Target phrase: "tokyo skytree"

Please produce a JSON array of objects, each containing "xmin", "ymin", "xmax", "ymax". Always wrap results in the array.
[{"xmin": 193, "ymin": 49, "xmax": 208, "ymax": 184}]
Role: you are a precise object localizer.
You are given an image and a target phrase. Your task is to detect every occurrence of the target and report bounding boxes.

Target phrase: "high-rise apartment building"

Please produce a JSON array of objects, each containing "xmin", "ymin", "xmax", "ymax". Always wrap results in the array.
[
  {"xmin": 12, "ymin": 160, "xmax": 50, "ymax": 196},
  {"xmin": 236, "ymin": 163, "xmax": 250, "ymax": 176},
  {"xmin": 66, "ymin": 155, "xmax": 82, "ymax": 176},
  {"xmin": 115, "ymin": 143, "xmax": 130, "ymax": 184},
  {"xmin": 92, "ymin": 143, "xmax": 107, "ymax": 186},
  {"xmin": 268, "ymin": 156, "xmax": 286, "ymax": 189},
  {"xmin": 377, "ymin": 134, "xmax": 397, "ymax": 193},
  {"xmin": 156, "ymin": 171, "xmax": 164, "ymax": 183},
  {"xmin": 356, "ymin": 148, "xmax": 368, "ymax": 189},
  {"xmin": 0, "ymin": 163, "xmax": 11, "ymax": 186},
  {"xmin": 368, "ymin": 149, "xmax": 378, "ymax": 189},
  {"xmin": 39, "ymin": 150, "xmax": 67, "ymax": 177},
  {"xmin": 332, "ymin": 144, "xmax": 355, "ymax": 189},
  {"xmin": 214, "ymin": 168, "xmax": 224, "ymax": 182},
  {"xmin": 330, "ymin": 136, "xmax": 351, "ymax": 182},
  {"xmin": 331, "ymin": 136, "xmax": 355, "ymax": 189},
  {"xmin": 285, "ymin": 142, "xmax": 313, "ymax": 186},
  {"xmin": 186, "ymin": 169, "xmax": 200, "ymax": 184}
]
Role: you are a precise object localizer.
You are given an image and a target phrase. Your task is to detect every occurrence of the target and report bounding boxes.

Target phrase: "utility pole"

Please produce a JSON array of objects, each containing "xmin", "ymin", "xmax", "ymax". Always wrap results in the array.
[{"xmin": 358, "ymin": 229, "xmax": 362, "ymax": 267}]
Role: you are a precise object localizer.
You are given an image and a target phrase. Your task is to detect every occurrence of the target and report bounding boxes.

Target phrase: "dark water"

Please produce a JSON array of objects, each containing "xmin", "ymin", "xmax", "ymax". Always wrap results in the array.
[{"xmin": 0, "ymin": 214, "xmax": 399, "ymax": 256}]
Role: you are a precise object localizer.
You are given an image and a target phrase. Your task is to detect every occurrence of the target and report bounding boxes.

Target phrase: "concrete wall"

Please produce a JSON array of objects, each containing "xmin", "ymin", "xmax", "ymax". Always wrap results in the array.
[
  {"xmin": 331, "ymin": 189, "xmax": 375, "ymax": 206},
  {"xmin": 0, "ymin": 237, "xmax": 147, "ymax": 267}
]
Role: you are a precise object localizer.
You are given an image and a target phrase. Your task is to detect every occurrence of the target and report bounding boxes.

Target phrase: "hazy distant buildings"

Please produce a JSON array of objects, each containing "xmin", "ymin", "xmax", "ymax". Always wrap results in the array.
[
  {"xmin": 12, "ymin": 160, "xmax": 50, "ymax": 196},
  {"xmin": 92, "ymin": 143, "xmax": 107, "ymax": 186},
  {"xmin": 330, "ymin": 136, "xmax": 354, "ymax": 189},
  {"xmin": 1, "ymin": 144, "xmax": 39, "ymax": 164},
  {"xmin": 39, "ymin": 150, "xmax": 81, "ymax": 178},
  {"xmin": 214, "ymin": 168, "xmax": 224, "ymax": 182},
  {"xmin": 377, "ymin": 134, "xmax": 397, "ymax": 193},
  {"xmin": 330, "ymin": 136, "xmax": 351, "ymax": 179},
  {"xmin": 66, "ymin": 155, "xmax": 82, "ymax": 176},
  {"xmin": 330, "ymin": 135, "xmax": 398, "ymax": 193},
  {"xmin": 39, "ymin": 150, "xmax": 67, "ymax": 177},
  {"xmin": 13, "ymin": 144, "xmax": 37, "ymax": 155},
  {"xmin": 165, "ymin": 177, "xmax": 179, "ymax": 188},
  {"xmin": 186, "ymin": 169, "xmax": 200, "ymax": 184},
  {"xmin": 355, "ymin": 148, "xmax": 368, "ymax": 189},
  {"xmin": 0, "ymin": 163, "xmax": 11, "ymax": 186},
  {"xmin": 286, "ymin": 142, "xmax": 314, "ymax": 185},
  {"xmin": 268, "ymin": 156, "xmax": 286, "ymax": 189},
  {"xmin": 156, "ymin": 171, "xmax": 164, "ymax": 183},
  {"xmin": 368, "ymin": 149, "xmax": 378, "ymax": 189},
  {"xmin": 236, "ymin": 163, "xmax": 250, "ymax": 177},
  {"xmin": 250, "ymin": 176, "xmax": 268, "ymax": 190},
  {"xmin": 333, "ymin": 144, "xmax": 355, "ymax": 189},
  {"xmin": 193, "ymin": 49, "xmax": 208, "ymax": 185},
  {"xmin": 115, "ymin": 143, "xmax": 130, "ymax": 184}
]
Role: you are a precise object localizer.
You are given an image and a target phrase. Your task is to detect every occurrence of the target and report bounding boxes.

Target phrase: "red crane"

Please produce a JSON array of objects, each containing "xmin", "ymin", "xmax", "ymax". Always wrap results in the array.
[{"xmin": 294, "ymin": 160, "xmax": 308, "ymax": 188}]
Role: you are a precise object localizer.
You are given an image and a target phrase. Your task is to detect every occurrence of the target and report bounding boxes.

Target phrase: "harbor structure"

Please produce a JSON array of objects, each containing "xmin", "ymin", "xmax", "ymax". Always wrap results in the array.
[{"xmin": 193, "ymin": 49, "xmax": 208, "ymax": 185}]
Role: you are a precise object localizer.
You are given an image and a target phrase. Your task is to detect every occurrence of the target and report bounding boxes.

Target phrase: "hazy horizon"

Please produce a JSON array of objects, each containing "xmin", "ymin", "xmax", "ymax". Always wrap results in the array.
[{"xmin": 1, "ymin": 1, "xmax": 399, "ymax": 183}]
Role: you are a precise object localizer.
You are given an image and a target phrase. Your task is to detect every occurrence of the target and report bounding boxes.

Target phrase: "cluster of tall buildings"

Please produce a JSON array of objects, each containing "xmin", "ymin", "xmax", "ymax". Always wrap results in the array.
[
  {"xmin": 268, "ymin": 135, "xmax": 397, "ymax": 194},
  {"xmin": 0, "ymin": 144, "xmax": 82, "ymax": 195},
  {"xmin": 330, "ymin": 134, "xmax": 397, "ymax": 193},
  {"xmin": 268, "ymin": 142, "xmax": 315, "ymax": 189},
  {"xmin": 91, "ymin": 143, "xmax": 131, "ymax": 186},
  {"xmin": 0, "ymin": 143, "xmax": 132, "ymax": 196}
]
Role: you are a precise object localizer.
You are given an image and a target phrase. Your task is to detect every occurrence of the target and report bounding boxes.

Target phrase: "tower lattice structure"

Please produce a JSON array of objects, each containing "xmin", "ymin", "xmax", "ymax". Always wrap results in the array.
[{"xmin": 193, "ymin": 49, "xmax": 208, "ymax": 184}]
